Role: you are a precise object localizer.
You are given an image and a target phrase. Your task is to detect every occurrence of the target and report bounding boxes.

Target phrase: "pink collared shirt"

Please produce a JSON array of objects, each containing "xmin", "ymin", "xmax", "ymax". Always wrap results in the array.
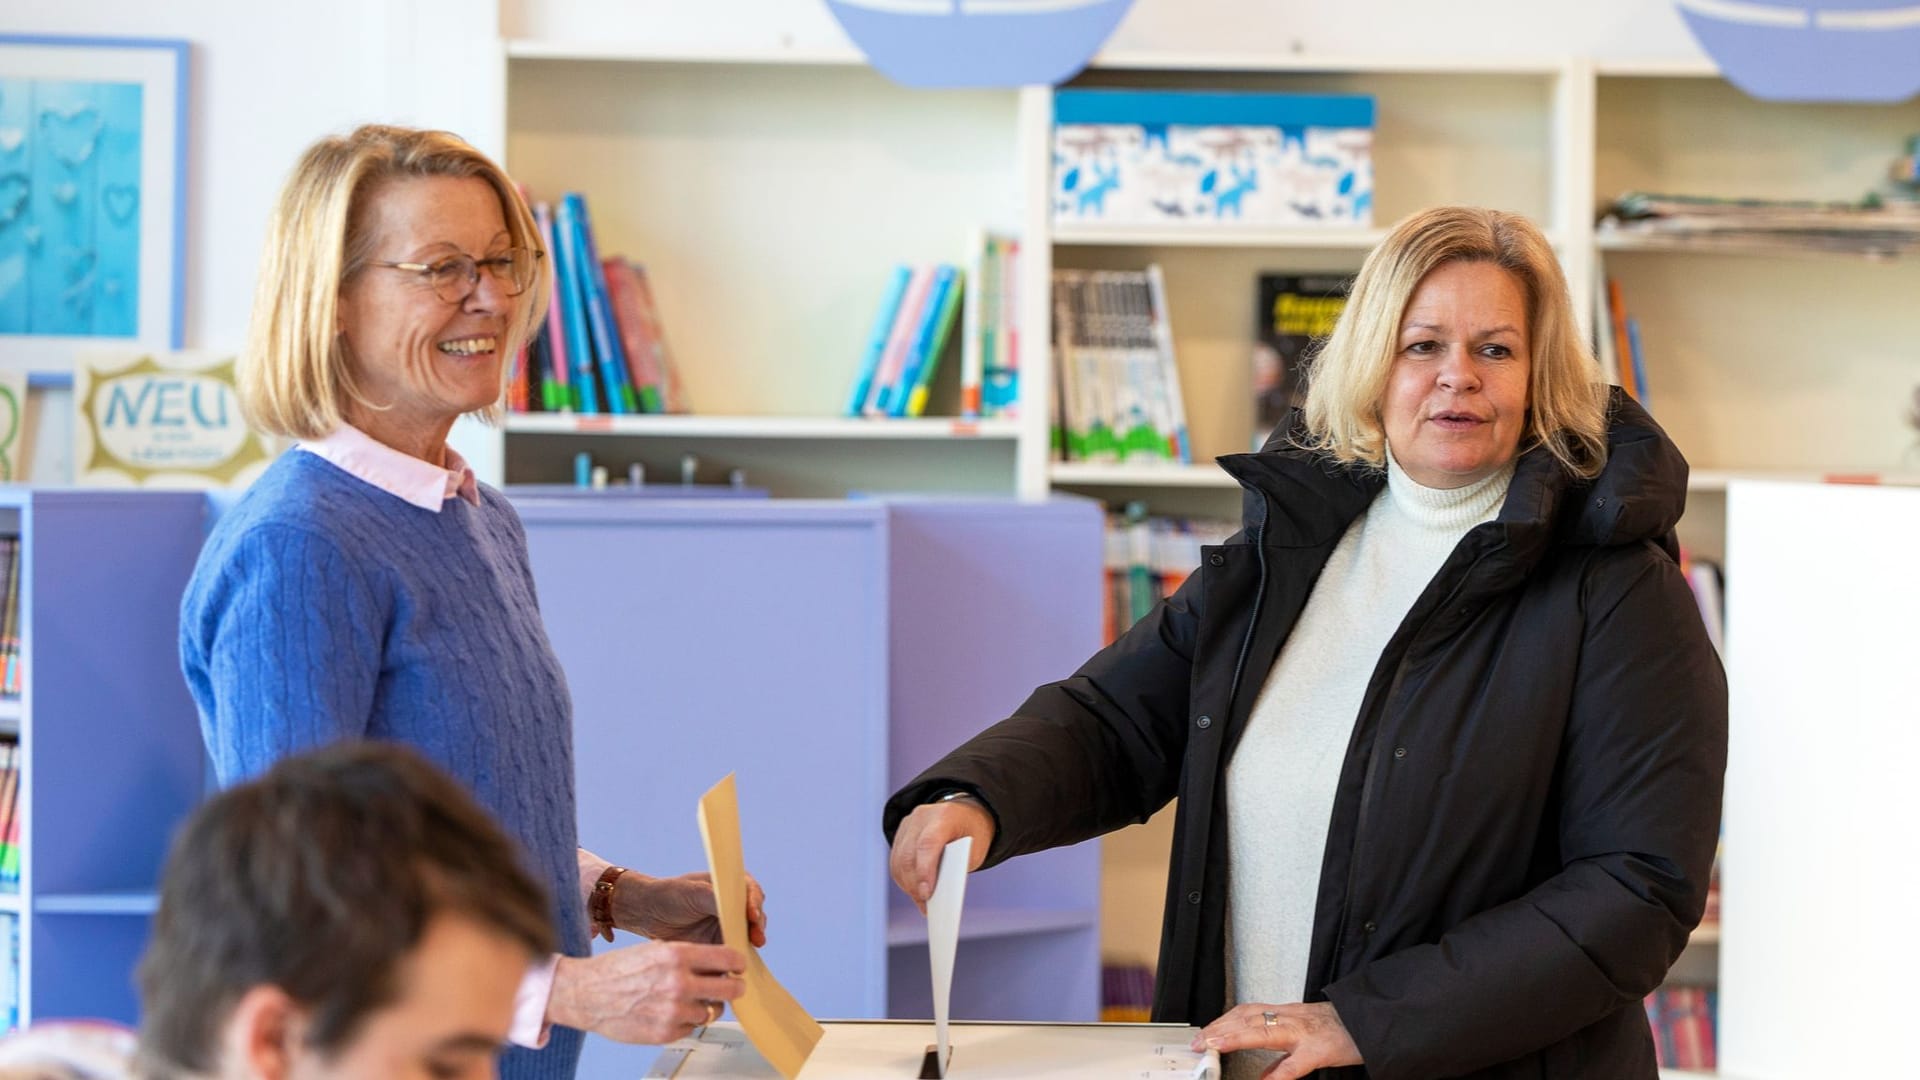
[
  {"xmin": 298, "ymin": 423, "xmax": 481, "ymax": 511},
  {"xmin": 298, "ymin": 423, "xmax": 556, "ymax": 1047}
]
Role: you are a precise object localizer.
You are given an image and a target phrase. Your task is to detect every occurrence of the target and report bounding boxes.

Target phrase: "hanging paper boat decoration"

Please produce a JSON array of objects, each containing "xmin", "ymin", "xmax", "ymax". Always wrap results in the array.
[
  {"xmin": 825, "ymin": 0, "xmax": 1137, "ymax": 88},
  {"xmin": 1674, "ymin": 0, "xmax": 1920, "ymax": 102}
]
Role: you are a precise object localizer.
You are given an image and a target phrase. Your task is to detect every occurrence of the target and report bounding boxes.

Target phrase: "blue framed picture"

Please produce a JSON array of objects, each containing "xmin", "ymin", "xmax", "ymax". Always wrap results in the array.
[{"xmin": 0, "ymin": 35, "xmax": 189, "ymax": 370}]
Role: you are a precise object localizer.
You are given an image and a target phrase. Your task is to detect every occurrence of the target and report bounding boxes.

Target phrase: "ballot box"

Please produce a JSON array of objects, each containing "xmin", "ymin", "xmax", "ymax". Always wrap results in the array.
[{"xmin": 646, "ymin": 1021, "xmax": 1219, "ymax": 1079}]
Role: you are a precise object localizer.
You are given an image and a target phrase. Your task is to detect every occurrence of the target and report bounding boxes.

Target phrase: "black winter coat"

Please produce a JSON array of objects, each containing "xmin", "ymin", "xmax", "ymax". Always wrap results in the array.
[{"xmin": 885, "ymin": 393, "xmax": 1728, "ymax": 1079}]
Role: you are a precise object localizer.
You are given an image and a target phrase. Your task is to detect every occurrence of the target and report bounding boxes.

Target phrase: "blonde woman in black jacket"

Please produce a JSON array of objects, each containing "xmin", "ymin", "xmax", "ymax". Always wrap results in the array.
[{"xmin": 884, "ymin": 206, "xmax": 1727, "ymax": 1080}]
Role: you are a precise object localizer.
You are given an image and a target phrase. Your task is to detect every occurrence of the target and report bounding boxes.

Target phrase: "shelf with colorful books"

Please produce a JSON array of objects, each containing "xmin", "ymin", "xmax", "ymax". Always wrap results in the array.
[
  {"xmin": 0, "ymin": 491, "xmax": 206, "ymax": 1030},
  {"xmin": 503, "ymin": 414, "xmax": 1020, "ymax": 441},
  {"xmin": 473, "ymin": 54, "xmax": 1041, "ymax": 497},
  {"xmin": 1595, "ymin": 74, "xmax": 1920, "ymax": 576},
  {"xmin": 1043, "ymin": 61, "xmax": 1589, "ymax": 526}
]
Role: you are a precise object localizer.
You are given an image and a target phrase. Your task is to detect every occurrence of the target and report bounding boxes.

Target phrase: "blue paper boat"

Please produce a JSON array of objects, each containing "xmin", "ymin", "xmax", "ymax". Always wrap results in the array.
[
  {"xmin": 1675, "ymin": 0, "xmax": 1920, "ymax": 102},
  {"xmin": 826, "ymin": 0, "xmax": 1136, "ymax": 88}
]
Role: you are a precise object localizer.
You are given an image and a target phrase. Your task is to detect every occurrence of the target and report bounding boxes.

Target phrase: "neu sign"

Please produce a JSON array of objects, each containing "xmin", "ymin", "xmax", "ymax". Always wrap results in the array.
[{"xmin": 76, "ymin": 350, "xmax": 272, "ymax": 488}]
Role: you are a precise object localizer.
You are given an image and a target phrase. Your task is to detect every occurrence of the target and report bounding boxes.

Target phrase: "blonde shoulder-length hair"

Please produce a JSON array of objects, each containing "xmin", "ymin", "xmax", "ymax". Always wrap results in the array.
[
  {"xmin": 240, "ymin": 124, "xmax": 550, "ymax": 440},
  {"xmin": 1299, "ymin": 206, "xmax": 1609, "ymax": 480}
]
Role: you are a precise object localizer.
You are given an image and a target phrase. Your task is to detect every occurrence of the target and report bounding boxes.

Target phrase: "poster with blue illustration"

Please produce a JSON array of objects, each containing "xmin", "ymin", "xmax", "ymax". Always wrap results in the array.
[{"xmin": 0, "ymin": 36, "xmax": 187, "ymax": 368}]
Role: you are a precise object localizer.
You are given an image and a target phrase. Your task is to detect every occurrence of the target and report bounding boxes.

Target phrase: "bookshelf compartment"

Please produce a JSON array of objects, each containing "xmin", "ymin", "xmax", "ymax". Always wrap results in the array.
[
  {"xmin": 502, "ymin": 57, "xmax": 1027, "ymax": 489},
  {"xmin": 0, "ymin": 491, "xmax": 206, "ymax": 1029}
]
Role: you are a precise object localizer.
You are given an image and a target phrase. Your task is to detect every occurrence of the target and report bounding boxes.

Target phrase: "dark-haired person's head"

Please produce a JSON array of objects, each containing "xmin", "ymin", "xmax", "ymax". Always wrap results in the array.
[{"xmin": 135, "ymin": 743, "xmax": 555, "ymax": 1080}]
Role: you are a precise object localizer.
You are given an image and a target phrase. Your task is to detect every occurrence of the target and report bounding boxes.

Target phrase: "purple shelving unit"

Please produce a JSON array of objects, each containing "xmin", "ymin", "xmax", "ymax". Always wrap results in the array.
[
  {"xmin": 516, "ymin": 495, "xmax": 1104, "ymax": 1077},
  {"xmin": 2, "ymin": 489, "xmax": 209, "ymax": 1028}
]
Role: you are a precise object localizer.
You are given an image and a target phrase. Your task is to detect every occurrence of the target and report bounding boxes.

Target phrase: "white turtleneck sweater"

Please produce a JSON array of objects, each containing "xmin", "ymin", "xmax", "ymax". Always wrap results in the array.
[{"xmin": 1222, "ymin": 450, "xmax": 1513, "ymax": 1080}]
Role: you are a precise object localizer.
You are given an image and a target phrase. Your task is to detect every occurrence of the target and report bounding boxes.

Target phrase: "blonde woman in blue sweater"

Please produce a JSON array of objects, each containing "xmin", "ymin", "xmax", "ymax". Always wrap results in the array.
[{"xmin": 180, "ymin": 125, "xmax": 761, "ymax": 1080}]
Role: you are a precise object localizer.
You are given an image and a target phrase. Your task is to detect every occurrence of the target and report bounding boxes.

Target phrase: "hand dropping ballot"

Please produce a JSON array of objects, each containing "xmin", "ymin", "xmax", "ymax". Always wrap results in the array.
[
  {"xmin": 921, "ymin": 836, "xmax": 972, "ymax": 1079},
  {"xmin": 670, "ymin": 777, "xmax": 1219, "ymax": 1079}
]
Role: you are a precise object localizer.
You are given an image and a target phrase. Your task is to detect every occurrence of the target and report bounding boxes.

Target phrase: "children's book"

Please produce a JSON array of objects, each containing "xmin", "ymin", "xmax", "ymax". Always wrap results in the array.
[
  {"xmin": 903, "ymin": 267, "xmax": 965, "ymax": 418},
  {"xmin": 532, "ymin": 201, "xmax": 571, "ymax": 412},
  {"xmin": 549, "ymin": 196, "xmax": 602, "ymax": 413},
  {"xmin": 848, "ymin": 266, "xmax": 913, "ymax": 417},
  {"xmin": 604, "ymin": 259, "xmax": 666, "ymax": 413},
  {"xmin": 886, "ymin": 265, "xmax": 957, "ymax": 417}
]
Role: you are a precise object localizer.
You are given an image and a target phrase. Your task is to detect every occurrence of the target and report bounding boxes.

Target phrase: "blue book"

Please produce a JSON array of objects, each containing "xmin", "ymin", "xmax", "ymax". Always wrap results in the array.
[
  {"xmin": 1625, "ymin": 315, "xmax": 1650, "ymax": 413},
  {"xmin": 550, "ymin": 195, "xmax": 602, "ymax": 414},
  {"xmin": 881, "ymin": 265, "xmax": 955, "ymax": 416},
  {"xmin": 564, "ymin": 193, "xmax": 637, "ymax": 415},
  {"xmin": 846, "ymin": 265, "xmax": 912, "ymax": 417}
]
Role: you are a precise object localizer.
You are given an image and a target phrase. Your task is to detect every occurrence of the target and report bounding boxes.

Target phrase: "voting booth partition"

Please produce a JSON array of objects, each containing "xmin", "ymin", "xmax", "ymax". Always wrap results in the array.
[{"xmin": 519, "ymin": 496, "xmax": 1106, "ymax": 1077}]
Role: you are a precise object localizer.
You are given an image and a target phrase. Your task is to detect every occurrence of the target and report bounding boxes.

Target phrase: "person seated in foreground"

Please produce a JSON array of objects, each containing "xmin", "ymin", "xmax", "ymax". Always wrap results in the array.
[{"xmin": 128, "ymin": 741, "xmax": 562, "ymax": 1080}]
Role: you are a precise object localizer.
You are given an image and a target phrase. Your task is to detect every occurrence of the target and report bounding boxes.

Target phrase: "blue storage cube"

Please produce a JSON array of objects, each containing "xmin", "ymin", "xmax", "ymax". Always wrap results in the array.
[{"xmin": 1053, "ymin": 90, "xmax": 1375, "ymax": 227}]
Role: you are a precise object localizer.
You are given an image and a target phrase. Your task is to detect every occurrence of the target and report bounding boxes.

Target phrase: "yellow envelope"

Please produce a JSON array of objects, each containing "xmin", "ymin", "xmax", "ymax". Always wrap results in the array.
[{"xmin": 697, "ymin": 774, "xmax": 824, "ymax": 1079}]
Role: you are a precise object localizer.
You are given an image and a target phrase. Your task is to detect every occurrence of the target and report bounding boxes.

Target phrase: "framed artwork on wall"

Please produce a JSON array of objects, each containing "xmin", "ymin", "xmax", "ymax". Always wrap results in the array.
[{"xmin": 0, "ymin": 35, "xmax": 189, "ymax": 372}]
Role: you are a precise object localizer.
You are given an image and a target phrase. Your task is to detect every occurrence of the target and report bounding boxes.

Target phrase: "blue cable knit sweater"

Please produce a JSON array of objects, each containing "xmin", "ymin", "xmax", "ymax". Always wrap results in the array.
[{"xmin": 180, "ymin": 449, "xmax": 587, "ymax": 1079}]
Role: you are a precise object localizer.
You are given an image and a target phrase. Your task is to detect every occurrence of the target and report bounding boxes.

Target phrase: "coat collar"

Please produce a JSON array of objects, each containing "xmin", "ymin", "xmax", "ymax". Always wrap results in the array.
[{"xmin": 1216, "ymin": 388, "xmax": 1689, "ymax": 584}]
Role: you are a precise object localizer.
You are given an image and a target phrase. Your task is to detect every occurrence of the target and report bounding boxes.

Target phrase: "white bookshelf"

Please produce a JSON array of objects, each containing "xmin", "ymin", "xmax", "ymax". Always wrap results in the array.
[
  {"xmin": 466, "ymin": 51, "xmax": 1595, "ymax": 501},
  {"xmin": 1049, "ymin": 462, "xmax": 1237, "ymax": 490}
]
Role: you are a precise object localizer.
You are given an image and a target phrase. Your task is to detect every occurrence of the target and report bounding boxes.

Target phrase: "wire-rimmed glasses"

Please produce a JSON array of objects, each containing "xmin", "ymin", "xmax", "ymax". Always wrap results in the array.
[{"xmin": 369, "ymin": 247, "xmax": 545, "ymax": 304}]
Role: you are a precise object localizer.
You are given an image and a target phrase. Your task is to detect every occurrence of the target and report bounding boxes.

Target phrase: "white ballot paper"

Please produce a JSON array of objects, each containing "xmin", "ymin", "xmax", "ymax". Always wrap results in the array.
[{"xmin": 926, "ymin": 836, "xmax": 972, "ymax": 1078}]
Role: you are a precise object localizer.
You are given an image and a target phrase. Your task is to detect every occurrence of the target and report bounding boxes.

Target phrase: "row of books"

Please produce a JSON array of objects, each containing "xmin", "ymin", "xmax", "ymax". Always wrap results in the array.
[
  {"xmin": 0, "ymin": 537, "xmax": 19, "ymax": 698},
  {"xmin": 1103, "ymin": 507, "xmax": 1238, "ymax": 645},
  {"xmin": 844, "ymin": 231, "xmax": 1023, "ymax": 420},
  {"xmin": 1645, "ymin": 985, "xmax": 1717, "ymax": 1070},
  {"xmin": 1596, "ymin": 271, "xmax": 1652, "ymax": 411},
  {"xmin": 508, "ymin": 191, "xmax": 689, "ymax": 416},
  {"xmin": 0, "ymin": 739, "xmax": 19, "ymax": 893},
  {"xmin": 1052, "ymin": 268, "xmax": 1190, "ymax": 465},
  {"xmin": 845, "ymin": 263, "xmax": 964, "ymax": 419}
]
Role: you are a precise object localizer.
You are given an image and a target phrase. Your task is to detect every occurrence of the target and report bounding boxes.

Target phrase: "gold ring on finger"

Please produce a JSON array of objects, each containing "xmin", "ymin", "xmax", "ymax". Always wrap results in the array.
[{"xmin": 705, "ymin": 1000, "xmax": 723, "ymax": 1026}]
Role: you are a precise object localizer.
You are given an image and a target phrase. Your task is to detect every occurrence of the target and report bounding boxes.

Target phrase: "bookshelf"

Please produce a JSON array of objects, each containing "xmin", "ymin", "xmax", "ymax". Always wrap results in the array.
[
  {"xmin": 462, "ymin": 51, "xmax": 1595, "ymax": 504},
  {"xmin": 0, "ymin": 490, "xmax": 207, "ymax": 1030}
]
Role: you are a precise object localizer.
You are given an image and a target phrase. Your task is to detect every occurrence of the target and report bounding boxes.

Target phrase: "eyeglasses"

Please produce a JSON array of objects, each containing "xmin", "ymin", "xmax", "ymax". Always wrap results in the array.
[{"xmin": 369, "ymin": 247, "xmax": 545, "ymax": 304}]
